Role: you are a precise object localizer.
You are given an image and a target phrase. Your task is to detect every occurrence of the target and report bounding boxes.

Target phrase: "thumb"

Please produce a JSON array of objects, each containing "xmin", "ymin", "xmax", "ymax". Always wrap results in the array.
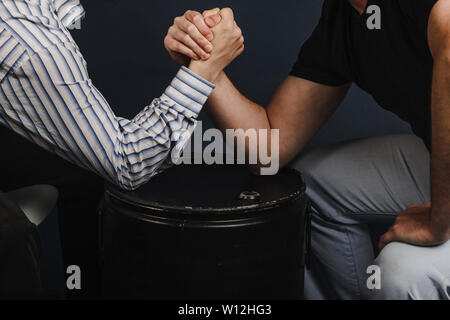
[
  {"xmin": 219, "ymin": 8, "xmax": 234, "ymax": 21},
  {"xmin": 379, "ymin": 230, "xmax": 394, "ymax": 252},
  {"xmin": 205, "ymin": 13, "xmax": 222, "ymax": 28},
  {"xmin": 203, "ymin": 8, "xmax": 220, "ymax": 17}
]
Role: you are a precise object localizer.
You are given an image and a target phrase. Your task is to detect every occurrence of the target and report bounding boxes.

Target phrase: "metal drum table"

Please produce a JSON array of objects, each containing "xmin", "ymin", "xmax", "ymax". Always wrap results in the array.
[{"xmin": 100, "ymin": 164, "xmax": 309, "ymax": 300}]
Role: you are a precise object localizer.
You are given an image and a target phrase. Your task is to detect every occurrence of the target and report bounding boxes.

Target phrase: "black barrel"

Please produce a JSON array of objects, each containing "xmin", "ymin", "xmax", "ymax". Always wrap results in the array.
[{"xmin": 100, "ymin": 164, "xmax": 309, "ymax": 300}]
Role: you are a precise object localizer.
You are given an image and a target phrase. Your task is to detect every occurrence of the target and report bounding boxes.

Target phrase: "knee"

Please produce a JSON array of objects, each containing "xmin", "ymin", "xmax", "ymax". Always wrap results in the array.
[
  {"xmin": 292, "ymin": 148, "xmax": 351, "ymax": 210},
  {"xmin": 372, "ymin": 242, "xmax": 428, "ymax": 300},
  {"xmin": 292, "ymin": 148, "xmax": 333, "ymax": 189}
]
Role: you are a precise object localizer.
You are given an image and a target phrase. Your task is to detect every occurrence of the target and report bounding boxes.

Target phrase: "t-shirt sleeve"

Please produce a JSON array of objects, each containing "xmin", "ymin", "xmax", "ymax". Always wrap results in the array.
[
  {"xmin": 398, "ymin": 0, "xmax": 438, "ymax": 36},
  {"xmin": 290, "ymin": 1, "xmax": 351, "ymax": 86}
]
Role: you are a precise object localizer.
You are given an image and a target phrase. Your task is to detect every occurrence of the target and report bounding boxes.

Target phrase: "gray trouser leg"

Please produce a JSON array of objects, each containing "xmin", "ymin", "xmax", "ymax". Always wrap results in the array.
[
  {"xmin": 373, "ymin": 240, "xmax": 450, "ymax": 300},
  {"xmin": 293, "ymin": 134, "xmax": 450, "ymax": 300}
]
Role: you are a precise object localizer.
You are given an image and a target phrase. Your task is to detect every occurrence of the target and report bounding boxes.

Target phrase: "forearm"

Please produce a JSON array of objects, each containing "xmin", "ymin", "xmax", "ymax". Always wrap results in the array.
[
  {"xmin": 204, "ymin": 72, "xmax": 275, "ymax": 171},
  {"xmin": 206, "ymin": 72, "xmax": 350, "ymax": 170},
  {"xmin": 89, "ymin": 66, "xmax": 213, "ymax": 190},
  {"xmin": 206, "ymin": 72, "xmax": 271, "ymax": 131},
  {"xmin": 16, "ymin": 47, "xmax": 213, "ymax": 190},
  {"xmin": 430, "ymin": 54, "xmax": 450, "ymax": 239}
]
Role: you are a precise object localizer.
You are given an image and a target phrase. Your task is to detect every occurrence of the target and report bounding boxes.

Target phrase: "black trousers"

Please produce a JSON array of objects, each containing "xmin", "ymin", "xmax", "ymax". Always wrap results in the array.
[
  {"xmin": 0, "ymin": 192, "xmax": 42, "ymax": 299},
  {"xmin": 0, "ymin": 126, "xmax": 104, "ymax": 299}
]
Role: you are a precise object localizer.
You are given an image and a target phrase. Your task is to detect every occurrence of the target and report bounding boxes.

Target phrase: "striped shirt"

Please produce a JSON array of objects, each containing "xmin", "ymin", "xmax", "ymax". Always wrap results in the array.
[{"xmin": 0, "ymin": 0, "xmax": 214, "ymax": 190}]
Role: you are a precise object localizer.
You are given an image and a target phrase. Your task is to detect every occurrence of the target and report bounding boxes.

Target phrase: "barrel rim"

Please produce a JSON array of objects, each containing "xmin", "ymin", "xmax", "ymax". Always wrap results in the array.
[{"xmin": 104, "ymin": 167, "xmax": 306, "ymax": 216}]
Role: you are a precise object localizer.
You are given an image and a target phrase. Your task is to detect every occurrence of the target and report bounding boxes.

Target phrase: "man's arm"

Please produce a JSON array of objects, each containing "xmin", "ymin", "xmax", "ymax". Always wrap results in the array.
[
  {"xmin": 379, "ymin": 0, "xmax": 450, "ymax": 250},
  {"xmin": 0, "ymin": 8, "xmax": 242, "ymax": 191},
  {"xmin": 10, "ymin": 46, "xmax": 214, "ymax": 191},
  {"xmin": 207, "ymin": 72, "xmax": 350, "ymax": 169},
  {"xmin": 428, "ymin": 0, "xmax": 450, "ymax": 240}
]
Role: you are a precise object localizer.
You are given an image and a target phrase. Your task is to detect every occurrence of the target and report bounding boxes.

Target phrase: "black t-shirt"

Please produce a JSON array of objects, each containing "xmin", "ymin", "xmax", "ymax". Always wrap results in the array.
[{"xmin": 291, "ymin": 0, "xmax": 438, "ymax": 150}]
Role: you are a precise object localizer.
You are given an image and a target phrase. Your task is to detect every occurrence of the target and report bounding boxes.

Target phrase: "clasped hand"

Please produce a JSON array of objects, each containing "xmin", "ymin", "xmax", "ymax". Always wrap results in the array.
[{"xmin": 164, "ymin": 8, "xmax": 244, "ymax": 82}]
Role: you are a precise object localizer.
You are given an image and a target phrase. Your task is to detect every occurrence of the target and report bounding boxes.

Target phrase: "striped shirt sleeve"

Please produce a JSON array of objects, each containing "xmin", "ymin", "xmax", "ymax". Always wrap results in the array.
[{"xmin": 1, "ymin": 40, "xmax": 214, "ymax": 190}]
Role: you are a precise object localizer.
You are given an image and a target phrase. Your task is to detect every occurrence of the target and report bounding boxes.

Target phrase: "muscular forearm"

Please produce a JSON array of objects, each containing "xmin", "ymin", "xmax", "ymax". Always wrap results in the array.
[
  {"xmin": 430, "ymin": 54, "xmax": 450, "ymax": 240},
  {"xmin": 206, "ymin": 72, "xmax": 349, "ymax": 169},
  {"xmin": 206, "ymin": 72, "xmax": 274, "ymax": 172},
  {"xmin": 206, "ymin": 72, "xmax": 271, "ymax": 134}
]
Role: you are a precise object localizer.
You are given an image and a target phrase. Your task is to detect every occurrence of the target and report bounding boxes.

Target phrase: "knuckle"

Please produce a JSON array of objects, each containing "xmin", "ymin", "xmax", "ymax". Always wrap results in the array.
[
  {"xmin": 187, "ymin": 10, "xmax": 201, "ymax": 21},
  {"xmin": 192, "ymin": 14, "xmax": 202, "ymax": 23},
  {"xmin": 164, "ymin": 36, "xmax": 174, "ymax": 47},
  {"xmin": 225, "ymin": 21, "xmax": 234, "ymax": 30},
  {"xmin": 391, "ymin": 224, "xmax": 399, "ymax": 233},
  {"xmin": 183, "ymin": 34, "xmax": 191, "ymax": 43},
  {"xmin": 203, "ymin": 9, "xmax": 215, "ymax": 17},
  {"xmin": 177, "ymin": 42, "xmax": 184, "ymax": 51},
  {"xmin": 222, "ymin": 7, "xmax": 232, "ymax": 14},
  {"xmin": 187, "ymin": 24, "xmax": 196, "ymax": 34}
]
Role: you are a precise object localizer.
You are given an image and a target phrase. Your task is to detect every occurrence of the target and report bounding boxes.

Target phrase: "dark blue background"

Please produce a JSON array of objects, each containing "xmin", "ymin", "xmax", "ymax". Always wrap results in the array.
[{"xmin": 73, "ymin": 0, "xmax": 411, "ymax": 150}]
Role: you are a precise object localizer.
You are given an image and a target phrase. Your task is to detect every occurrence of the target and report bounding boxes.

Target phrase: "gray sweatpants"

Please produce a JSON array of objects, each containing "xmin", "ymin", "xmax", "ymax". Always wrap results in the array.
[{"xmin": 293, "ymin": 134, "xmax": 450, "ymax": 300}]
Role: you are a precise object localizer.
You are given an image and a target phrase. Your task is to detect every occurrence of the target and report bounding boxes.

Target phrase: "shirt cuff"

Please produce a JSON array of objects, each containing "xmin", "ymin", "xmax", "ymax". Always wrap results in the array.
[{"xmin": 162, "ymin": 66, "xmax": 215, "ymax": 118}]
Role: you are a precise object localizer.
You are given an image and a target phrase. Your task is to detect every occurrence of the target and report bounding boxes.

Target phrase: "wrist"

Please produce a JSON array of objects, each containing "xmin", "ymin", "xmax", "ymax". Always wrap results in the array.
[
  {"xmin": 430, "ymin": 207, "xmax": 450, "ymax": 242},
  {"xmin": 215, "ymin": 70, "xmax": 227, "ymax": 85},
  {"xmin": 188, "ymin": 60, "xmax": 221, "ymax": 83}
]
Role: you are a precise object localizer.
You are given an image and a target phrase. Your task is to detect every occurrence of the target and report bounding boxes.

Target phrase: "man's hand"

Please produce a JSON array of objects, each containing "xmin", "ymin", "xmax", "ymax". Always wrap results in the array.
[
  {"xmin": 188, "ymin": 8, "xmax": 244, "ymax": 83},
  {"xmin": 164, "ymin": 9, "xmax": 223, "ymax": 65},
  {"xmin": 379, "ymin": 203, "xmax": 450, "ymax": 251},
  {"xmin": 165, "ymin": 8, "xmax": 244, "ymax": 83}
]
